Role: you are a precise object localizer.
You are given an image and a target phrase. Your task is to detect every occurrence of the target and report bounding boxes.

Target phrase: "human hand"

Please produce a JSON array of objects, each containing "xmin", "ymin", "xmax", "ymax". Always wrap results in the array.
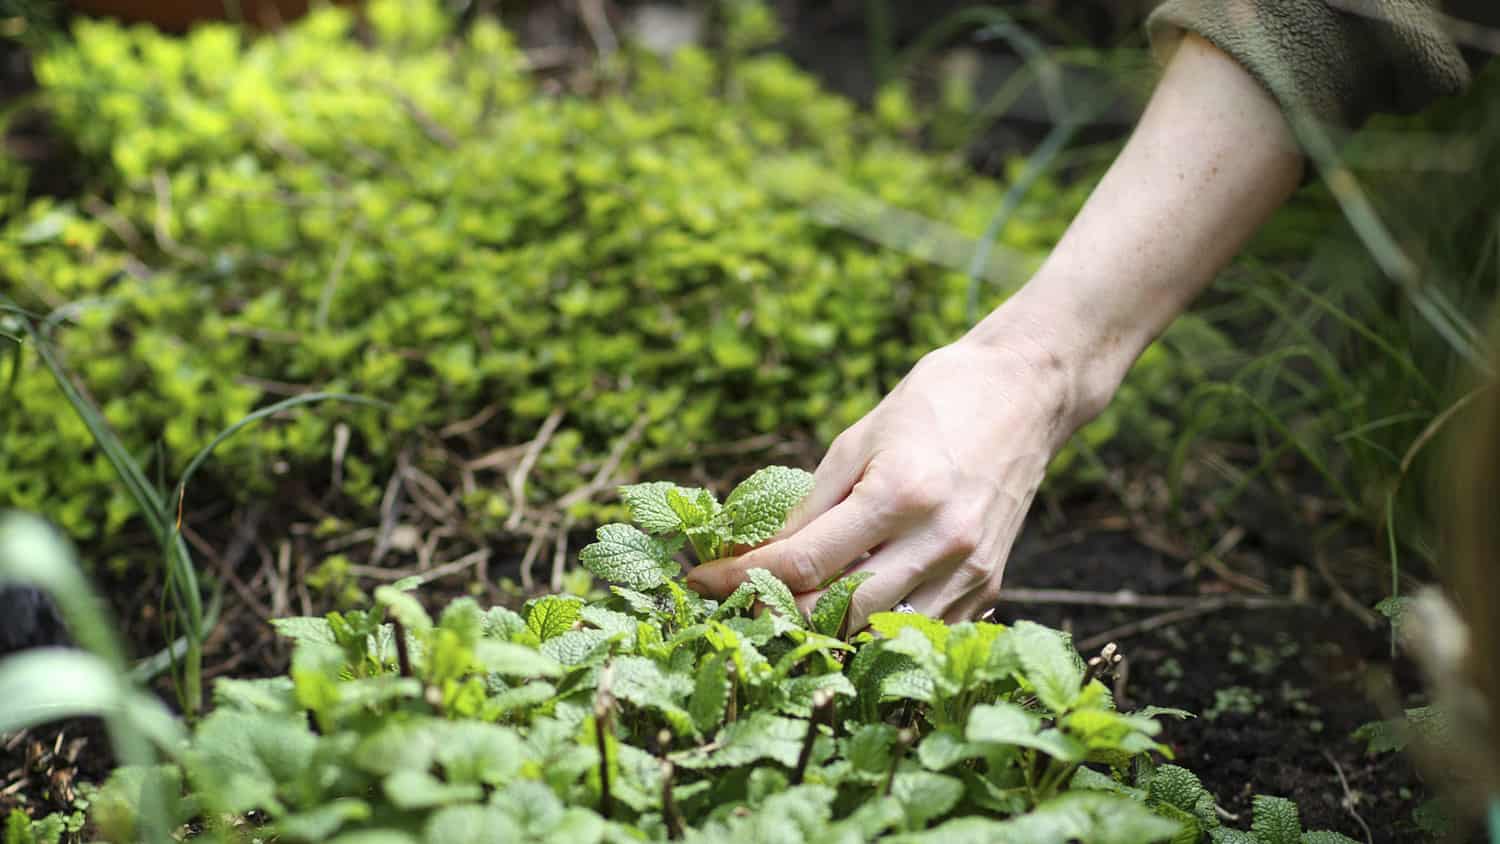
[{"xmin": 685, "ymin": 329, "xmax": 1095, "ymax": 631}]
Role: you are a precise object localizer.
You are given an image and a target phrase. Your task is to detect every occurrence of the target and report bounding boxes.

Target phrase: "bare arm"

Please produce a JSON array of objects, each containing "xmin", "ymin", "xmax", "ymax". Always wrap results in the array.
[{"xmin": 687, "ymin": 33, "xmax": 1305, "ymax": 629}]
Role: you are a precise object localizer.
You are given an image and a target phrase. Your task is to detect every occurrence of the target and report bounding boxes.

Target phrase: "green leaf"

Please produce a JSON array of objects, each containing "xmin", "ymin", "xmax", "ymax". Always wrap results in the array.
[
  {"xmin": 891, "ymin": 771, "xmax": 964, "ymax": 829},
  {"xmin": 475, "ymin": 640, "xmax": 563, "ymax": 678},
  {"xmin": 810, "ymin": 571, "xmax": 875, "ymax": 636},
  {"xmin": 845, "ymin": 724, "xmax": 898, "ymax": 779},
  {"xmin": 274, "ymin": 799, "xmax": 371, "ymax": 840},
  {"xmin": 965, "ymin": 702, "xmax": 1086, "ymax": 762},
  {"xmin": 712, "ymin": 581, "xmax": 759, "ymax": 619},
  {"xmin": 270, "ymin": 616, "xmax": 337, "ymax": 645},
  {"xmin": 609, "ymin": 655, "xmax": 696, "ymax": 736},
  {"xmin": 1146, "ymin": 765, "xmax": 1210, "ymax": 816},
  {"xmin": 539, "ymin": 629, "xmax": 615, "ymax": 666},
  {"xmin": 383, "ymin": 769, "xmax": 482, "ymax": 810},
  {"xmin": 1251, "ymin": 796, "xmax": 1303, "ymax": 844},
  {"xmin": 526, "ymin": 595, "xmax": 584, "ymax": 641},
  {"xmin": 326, "ymin": 831, "xmax": 420, "ymax": 844},
  {"xmin": 690, "ymin": 651, "xmax": 731, "ymax": 734},
  {"xmin": 187, "ymin": 710, "xmax": 320, "ymax": 815},
  {"xmin": 434, "ymin": 722, "xmax": 526, "ymax": 785},
  {"xmin": 674, "ymin": 712, "xmax": 806, "ymax": 769},
  {"xmin": 916, "ymin": 727, "xmax": 985, "ymax": 771},
  {"xmin": 374, "ymin": 586, "xmax": 433, "ymax": 632},
  {"xmin": 719, "ymin": 466, "xmax": 815, "ymax": 545},
  {"xmin": 578, "ymin": 523, "xmax": 679, "ymax": 590},
  {"xmin": 618, "ymin": 481, "xmax": 686, "ymax": 534},
  {"xmin": 1010, "ymin": 620, "xmax": 1084, "ymax": 713},
  {"xmin": 869, "ymin": 611, "xmax": 951, "ymax": 651},
  {"xmin": 894, "ymin": 791, "xmax": 1180, "ymax": 844},
  {"xmin": 747, "ymin": 567, "xmax": 806, "ymax": 626},
  {"xmin": 580, "ymin": 605, "xmax": 638, "ymax": 647},
  {"xmin": 212, "ymin": 676, "xmax": 298, "ymax": 714},
  {"xmin": 1300, "ymin": 832, "xmax": 1363, "ymax": 844},
  {"xmin": 424, "ymin": 805, "xmax": 521, "ymax": 844}
]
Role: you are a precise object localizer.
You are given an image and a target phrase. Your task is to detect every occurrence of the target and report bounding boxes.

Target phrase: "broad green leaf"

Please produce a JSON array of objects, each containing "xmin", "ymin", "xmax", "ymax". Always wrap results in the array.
[
  {"xmin": 1300, "ymin": 832, "xmax": 1363, "ymax": 844},
  {"xmin": 187, "ymin": 710, "xmax": 320, "ymax": 815},
  {"xmin": 776, "ymin": 672, "xmax": 856, "ymax": 717},
  {"xmin": 1010, "ymin": 620, "xmax": 1084, "ymax": 713},
  {"xmin": 1210, "ymin": 830, "xmax": 1260, "ymax": 844},
  {"xmin": 609, "ymin": 655, "xmax": 696, "ymax": 736},
  {"xmin": 580, "ymin": 605, "xmax": 638, "ymax": 647},
  {"xmin": 869, "ymin": 611, "xmax": 950, "ymax": 651},
  {"xmin": 275, "ymin": 799, "xmax": 371, "ymax": 840},
  {"xmin": 353, "ymin": 723, "xmax": 438, "ymax": 776},
  {"xmin": 434, "ymin": 722, "xmax": 526, "ymax": 785},
  {"xmin": 747, "ymin": 567, "xmax": 805, "ymax": 626},
  {"xmin": 526, "ymin": 595, "xmax": 583, "ymax": 641},
  {"xmin": 916, "ymin": 727, "xmax": 985, "ymax": 771},
  {"xmin": 893, "ymin": 791, "xmax": 1180, "ymax": 844},
  {"xmin": 719, "ymin": 466, "xmax": 815, "ymax": 545},
  {"xmin": 578, "ymin": 523, "xmax": 679, "ymax": 590},
  {"xmin": 326, "ymin": 830, "xmax": 420, "ymax": 844},
  {"xmin": 810, "ymin": 571, "xmax": 875, "ymax": 636},
  {"xmin": 424, "ymin": 805, "xmax": 521, "ymax": 844},
  {"xmin": 270, "ymin": 616, "xmax": 337, "ymax": 645},
  {"xmin": 1251, "ymin": 796, "xmax": 1302, "ymax": 844},
  {"xmin": 1145, "ymin": 764, "xmax": 1210, "ymax": 816},
  {"xmin": 666, "ymin": 485, "xmax": 717, "ymax": 527},
  {"xmin": 482, "ymin": 606, "xmax": 529, "ymax": 640},
  {"xmin": 891, "ymin": 771, "xmax": 964, "ymax": 829},
  {"xmin": 943, "ymin": 622, "xmax": 1003, "ymax": 692},
  {"xmin": 212, "ymin": 676, "xmax": 299, "ymax": 714},
  {"xmin": 539, "ymin": 629, "xmax": 615, "ymax": 666},
  {"xmin": 618, "ymin": 481, "xmax": 685, "ymax": 534},
  {"xmin": 383, "ymin": 769, "xmax": 482, "ymax": 810},
  {"xmin": 474, "ymin": 640, "xmax": 563, "ymax": 678},
  {"xmin": 966, "ymin": 702, "xmax": 1086, "ymax": 762},
  {"xmin": 845, "ymin": 723, "xmax": 898, "ymax": 779},
  {"xmin": 485, "ymin": 682, "xmax": 555, "ymax": 717},
  {"xmin": 673, "ymin": 712, "xmax": 806, "ymax": 769}
]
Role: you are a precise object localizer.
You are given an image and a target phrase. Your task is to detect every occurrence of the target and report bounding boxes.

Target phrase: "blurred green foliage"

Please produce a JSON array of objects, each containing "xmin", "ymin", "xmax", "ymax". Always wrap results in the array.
[{"xmin": 0, "ymin": 0, "xmax": 1190, "ymax": 567}]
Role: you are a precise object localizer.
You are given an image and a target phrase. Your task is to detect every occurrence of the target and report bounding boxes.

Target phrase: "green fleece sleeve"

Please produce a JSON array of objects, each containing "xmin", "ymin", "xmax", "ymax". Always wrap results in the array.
[{"xmin": 1147, "ymin": 0, "xmax": 1471, "ymax": 130}]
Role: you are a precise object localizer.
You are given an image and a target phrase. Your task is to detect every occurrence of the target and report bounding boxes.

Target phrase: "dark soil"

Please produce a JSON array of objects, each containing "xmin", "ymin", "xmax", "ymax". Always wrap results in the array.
[{"xmin": 997, "ymin": 511, "xmax": 1439, "ymax": 843}]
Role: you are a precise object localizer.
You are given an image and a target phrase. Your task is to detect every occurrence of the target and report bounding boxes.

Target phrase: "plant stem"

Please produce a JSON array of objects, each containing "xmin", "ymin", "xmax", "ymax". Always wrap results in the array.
[
  {"xmin": 392, "ymin": 618, "xmax": 413, "ymax": 678},
  {"xmin": 882, "ymin": 728, "xmax": 915, "ymax": 797},
  {"xmin": 792, "ymin": 690, "xmax": 834, "ymax": 785},
  {"xmin": 661, "ymin": 758, "xmax": 684, "ymax": 840}
]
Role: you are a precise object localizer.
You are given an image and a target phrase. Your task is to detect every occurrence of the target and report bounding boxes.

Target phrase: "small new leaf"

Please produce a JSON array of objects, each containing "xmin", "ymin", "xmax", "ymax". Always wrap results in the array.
[
  {"xmin": 747, "ymin": 568, "xmax": 806, "ymax": 627},
  {"xmin": 811, "ymin": 571, "xmax": 875, "ymax": 637}
]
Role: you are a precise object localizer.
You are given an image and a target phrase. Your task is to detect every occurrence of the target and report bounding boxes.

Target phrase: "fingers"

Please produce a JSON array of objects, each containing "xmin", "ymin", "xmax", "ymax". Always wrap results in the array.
[
  {"xmin": 774, "ymin": 427, "xmax": 867, "ymax": 540},
  {"xmin": 903, "ymin": 554, "xmax": 1002, "ymax": 624},
  {"xmin": 686, "ymin": 487, "xmax": 897, "ymax": 598}
]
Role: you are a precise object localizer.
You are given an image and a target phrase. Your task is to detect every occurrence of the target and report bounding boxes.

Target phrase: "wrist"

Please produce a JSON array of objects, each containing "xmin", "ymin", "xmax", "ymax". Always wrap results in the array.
[{"xmin": 957, "ymin": 283, "xmax": 1141, "ymax": 436}]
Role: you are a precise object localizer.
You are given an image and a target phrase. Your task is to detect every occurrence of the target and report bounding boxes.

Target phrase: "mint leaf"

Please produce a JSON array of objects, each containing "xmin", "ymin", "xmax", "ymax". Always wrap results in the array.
[
  {"xmin": 424, "ymin": 805, "xmax": 521, "ymax": 844},
  {"xmin": 966, "ymin": 702, "xmax": 1085, "ymax": 762},
  {"xmin": 270, "ymin": 617, "xmax": 337, "ymax": 645},
  {"xmin": 811, "ymin": 571, "xmax": 875, "ymax": 637},
  {"xmin": 579, "ymin": 523, "xmax": 679, "ymax": 589},
  {"xmin": 891, "ymin": 771, "xmax": 964, "ymax": 829},
  {"xmin": 689, "ymin": 651, "xmax": 731, "ymax": 734},
  {"xmin": 711, "ymin": 581, "xmax": 758, "ymax": 619},
  {"xmin": 1011, "ymin": 620, "xmax": 1084, "ymax": 713},
  {"xmin": 674, "ymin": 712, "xmax": 807, "ymax": 769},
  {"xmin": 1251, "ymin": 796, "xmax": 1302, "ymax": 844},
  {"xmin": 525, "ymin": 596, "xmax": 583, "ymax": 641},
  {"xmin": 474, "ymin": 641, "xmax": 564, "ymax": 678},
  {"xmin": 719, "ymin": 466, "xmax": 814, "ymax": 546},
  {"xmin": 747, "ymin": 567, "xmax": 806, "ymax": 626},
  {"xmin": 618, "ymin": 481, "xmax": 683, "ymax": 534}
]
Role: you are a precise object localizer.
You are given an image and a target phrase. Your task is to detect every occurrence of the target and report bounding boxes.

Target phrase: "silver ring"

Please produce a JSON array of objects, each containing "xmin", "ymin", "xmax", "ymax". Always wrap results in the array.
[{"xmin": 894, "ymin": 602, "xmax": 918, "ymax": 614}]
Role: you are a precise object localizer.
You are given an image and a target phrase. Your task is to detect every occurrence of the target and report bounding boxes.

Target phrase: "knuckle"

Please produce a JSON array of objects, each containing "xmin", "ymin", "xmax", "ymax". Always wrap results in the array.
[
  {"xmin": 780, "ymin": 547, "xmax": 824, "ymax": 592},
  {"xmin": 954, "ymin": 555, "xmax": 993, "ymax": 586}
]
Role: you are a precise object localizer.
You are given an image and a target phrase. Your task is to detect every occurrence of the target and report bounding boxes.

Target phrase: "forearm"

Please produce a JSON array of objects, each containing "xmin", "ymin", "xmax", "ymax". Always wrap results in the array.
[{"xmin": 964, "ymin": 33, "xmax": 1304, "ymax": 428}]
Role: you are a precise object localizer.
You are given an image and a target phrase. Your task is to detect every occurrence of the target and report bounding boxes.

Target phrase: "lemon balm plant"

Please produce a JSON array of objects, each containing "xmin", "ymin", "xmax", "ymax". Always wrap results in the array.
[{"xmin": 5, "ymin": 469, "xmax": 1362, "ymax": 843}]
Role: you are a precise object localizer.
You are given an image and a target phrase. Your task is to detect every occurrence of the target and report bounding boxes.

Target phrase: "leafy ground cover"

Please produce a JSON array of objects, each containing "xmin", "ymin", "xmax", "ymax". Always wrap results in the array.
[{"xmin": 1, "ymin": 470, "xmax": 1369, "ymax": 843}]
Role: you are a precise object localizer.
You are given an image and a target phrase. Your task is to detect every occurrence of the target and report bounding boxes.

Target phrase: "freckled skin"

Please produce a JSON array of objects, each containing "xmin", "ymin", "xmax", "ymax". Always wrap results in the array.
[{"xmin": 690, "ymin": 33, "xmax": 1305, "ymax": 629}]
